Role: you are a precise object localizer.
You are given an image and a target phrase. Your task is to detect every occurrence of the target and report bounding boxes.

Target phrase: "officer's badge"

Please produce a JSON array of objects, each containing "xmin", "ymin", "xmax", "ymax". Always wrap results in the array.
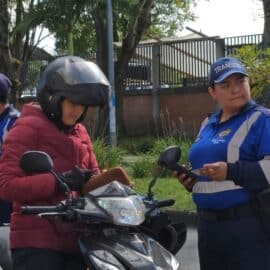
[{"xmin": 219, "ymin": 128, "xmax": 231, "ymax": 137}]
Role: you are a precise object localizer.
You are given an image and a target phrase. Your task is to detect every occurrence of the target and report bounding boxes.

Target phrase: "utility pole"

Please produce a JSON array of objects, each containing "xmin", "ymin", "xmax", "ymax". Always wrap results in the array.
[{"xmin": 107, "ymin": 0, "xmax": 117, "ymax": 146}]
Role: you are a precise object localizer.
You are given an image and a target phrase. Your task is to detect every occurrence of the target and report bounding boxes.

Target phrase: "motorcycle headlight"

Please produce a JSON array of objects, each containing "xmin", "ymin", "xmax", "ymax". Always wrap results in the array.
[{"xmin": 96, "ymin": 195, "xmax": 145, "ymax": 226}]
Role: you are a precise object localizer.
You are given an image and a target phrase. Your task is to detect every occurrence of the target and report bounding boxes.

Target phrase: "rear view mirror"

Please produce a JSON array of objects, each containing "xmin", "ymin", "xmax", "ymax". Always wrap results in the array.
[
  {"xmin": 20, "ymin": 151, "xmax": 54, "ymax": 173},
  {"xmin": 147, "ymin": 145, "xmax": 181, "ymax": 199},
  {"xmin": 158, "ymin": 145, "xmax": 181, "ymax": 170}
]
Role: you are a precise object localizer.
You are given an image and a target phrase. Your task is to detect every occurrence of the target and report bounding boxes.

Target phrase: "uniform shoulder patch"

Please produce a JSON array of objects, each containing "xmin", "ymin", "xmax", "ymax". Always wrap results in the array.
[{"xmin": 219, "ymin": 128, "xmax": 231, "ymax": 137}]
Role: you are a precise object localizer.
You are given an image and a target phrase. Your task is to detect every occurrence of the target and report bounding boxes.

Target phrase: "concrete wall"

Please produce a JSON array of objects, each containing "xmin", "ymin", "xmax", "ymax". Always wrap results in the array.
[
  {"xmin": 18, "ymin": 88, "xmax": 216, "ymax": 138},
  {"xmin": 122, "ymin": 88, "xmax": 216, "ymax": 137}
]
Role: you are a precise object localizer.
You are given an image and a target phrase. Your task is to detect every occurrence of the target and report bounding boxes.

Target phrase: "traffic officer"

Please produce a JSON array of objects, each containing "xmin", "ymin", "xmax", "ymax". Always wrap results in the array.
[{"xmin": 176, "ymin": 57, "xmax": 270, "ymax": 270}]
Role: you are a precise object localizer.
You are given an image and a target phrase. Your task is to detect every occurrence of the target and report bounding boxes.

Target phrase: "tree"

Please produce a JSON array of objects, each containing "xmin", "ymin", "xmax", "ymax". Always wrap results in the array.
[
  {"xmin": 88, "ymin": 0, "xmax": 195, "ymax": 135},
  {"xmin": 0, "ymin": 0, "xmax": 51, "ymax": 103},
  {"xmin": 48, "ymin": 0, "xmax": 195, "ymax": 135},
  {"xmin": 43, "ymin": 0, "xmax": 91, "ymax": 55},
  {"xmin": 262, "ymin": 0, "xmax": 270, "ymax": 48},
  {"xmin": 0, "ymin": 0, "xmax": 195, "ymax": 131},
  {"xmin": 234, "ymin": 45, "xmax": 270, "ymax": 102},
  {"xmin": 0, "ymin": 0, "xmax": 21, "ymax": 102}
]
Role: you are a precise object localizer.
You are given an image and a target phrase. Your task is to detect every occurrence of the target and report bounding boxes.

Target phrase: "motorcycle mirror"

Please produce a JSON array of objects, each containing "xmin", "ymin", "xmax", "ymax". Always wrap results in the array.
[
  {"xmin": 20, "ymin": 151, "xmax": 54, "ymax": 173},
  {"xmin": 157, "ymin": 145, "xmax": 181, "ymax": 170},
  {"xmin": 147, "ymin": 145, "xmax": 181, "ymax": 199},
  {"xmin": 147, "ymin": 165, "xmax": 165, "ymax": 199}
]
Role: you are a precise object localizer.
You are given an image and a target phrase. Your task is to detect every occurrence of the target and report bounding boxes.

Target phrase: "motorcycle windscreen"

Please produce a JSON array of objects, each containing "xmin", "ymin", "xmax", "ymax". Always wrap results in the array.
[{"xmin": 86, "ymin": 180, "xmax": 136, "ymax": 197}]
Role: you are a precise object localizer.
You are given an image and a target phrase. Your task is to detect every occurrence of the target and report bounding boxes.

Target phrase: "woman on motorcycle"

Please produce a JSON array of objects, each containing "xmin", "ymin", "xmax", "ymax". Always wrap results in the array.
[{"xmin": 0, "ymin": 56, "xmax": 110, "ymax": 270}]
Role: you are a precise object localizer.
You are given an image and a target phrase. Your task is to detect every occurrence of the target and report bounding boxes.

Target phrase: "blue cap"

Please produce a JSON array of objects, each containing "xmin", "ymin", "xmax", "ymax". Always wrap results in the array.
[
  {"xmin": 209, "ymin": 57, "xmax": 248, "ymax": 86},
  {"xmin": 0, "ymin": 73, "xmax": 11, "ymax": 100}
]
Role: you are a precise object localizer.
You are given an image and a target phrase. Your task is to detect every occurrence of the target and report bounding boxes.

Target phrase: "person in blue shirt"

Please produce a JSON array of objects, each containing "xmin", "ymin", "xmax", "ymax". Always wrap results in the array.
[
  {"xmin": 0, "ymin": 73, "xmax": 20, "ymax": 270},
  {"xmin": 175, "ymin": 57, "xmax": 270, "ymax": 270}
]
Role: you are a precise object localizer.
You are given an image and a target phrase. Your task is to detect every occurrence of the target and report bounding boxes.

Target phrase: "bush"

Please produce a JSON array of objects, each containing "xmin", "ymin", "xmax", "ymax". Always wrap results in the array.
[
  {"xmin": 233, "ymin": 45, "xmax": 270, "ymax": 100},
  {"xmin": 126, "ymin": 137, "xmax": 193, "ymax": 178},
  {"xmin": 130, "ymin": 154, "xmax": 156, "ymax": 178},
  {"xmin": 150, "ymin": 137, "xmax": 180, "ymax": 156},
  {"xmin": 119, "ymin": 136, "xmax": 156, "ymax": 154},
  {"xmin": 93, "ymin": 138, "xmax": 126, "ymax": 169},
  {"xmin": 149, "ymin": 137, "xmax": 192, "ymax": 163}
]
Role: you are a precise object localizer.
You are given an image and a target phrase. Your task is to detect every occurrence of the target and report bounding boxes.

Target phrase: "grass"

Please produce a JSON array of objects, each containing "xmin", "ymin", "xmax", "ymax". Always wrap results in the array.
[
  {"xmin": 133, "ymin": 177, "xmax": 196, "ymax": 212},
  {"xmin": 93, "ymin": 136, "xmax": 196, "ymax": 212}
]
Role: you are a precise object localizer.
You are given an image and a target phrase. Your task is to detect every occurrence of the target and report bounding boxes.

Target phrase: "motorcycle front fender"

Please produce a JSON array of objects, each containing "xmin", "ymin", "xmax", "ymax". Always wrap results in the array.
[{"xmin": 78, "ymin": 231, "xmax": 180, "ymax": 270}]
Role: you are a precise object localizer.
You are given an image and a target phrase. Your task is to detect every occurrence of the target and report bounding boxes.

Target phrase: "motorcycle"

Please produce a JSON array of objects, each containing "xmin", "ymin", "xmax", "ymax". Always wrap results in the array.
[{"xmin": 20, "ymin": 145, "xmax": 187, "ymax": 270}]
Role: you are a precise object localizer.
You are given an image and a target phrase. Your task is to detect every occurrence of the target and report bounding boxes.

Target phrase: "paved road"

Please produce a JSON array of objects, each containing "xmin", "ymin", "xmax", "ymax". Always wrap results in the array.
[{"xmin": 176, "ymin": 226, "xmax": 200, "ymax": 270}]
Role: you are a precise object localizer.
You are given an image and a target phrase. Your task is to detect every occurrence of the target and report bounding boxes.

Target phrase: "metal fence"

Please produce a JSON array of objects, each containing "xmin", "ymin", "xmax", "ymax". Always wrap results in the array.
[
  {"xmin": 20, "ymin": 34, "xmax": 263, "ymax": 97},
  {"xmin": 225, "ymin": 34, "xmax": 263, "ymax": 55},
  {"xmin": 159, "ymin": 38, "xmax": 217, "ymax": 88},
  {"xmin": 124, "ymin": 34, "xmax": 263, "ymax": 91},
  {"xmin": 19, "ymin": 60, "xmax": 48, "ymax": 99}
]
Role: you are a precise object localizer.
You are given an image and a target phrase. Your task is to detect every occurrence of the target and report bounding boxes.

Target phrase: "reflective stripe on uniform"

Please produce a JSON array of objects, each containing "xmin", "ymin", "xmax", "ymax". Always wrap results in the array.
[
  {"xmin": 227, "ymin": 110, "xmax": 270, "ymax": 184},
  {"xmin": 193, "ymin": 180, "xmax": 242, "ymax": 193},
  {"xmin": 227, "ymin": 111, "xmax": 261, "ymax": 163}
]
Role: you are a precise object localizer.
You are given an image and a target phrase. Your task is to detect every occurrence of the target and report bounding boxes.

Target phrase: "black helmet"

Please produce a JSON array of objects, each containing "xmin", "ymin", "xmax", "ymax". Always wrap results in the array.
[{"xmin": 37, "ymin": 55, "xmax": 110, "ymax": 126}]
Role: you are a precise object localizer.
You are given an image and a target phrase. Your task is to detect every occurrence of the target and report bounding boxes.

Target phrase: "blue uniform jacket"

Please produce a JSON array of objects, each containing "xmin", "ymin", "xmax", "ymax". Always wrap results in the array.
[
  {"xmin": 0, "ymin": 105, "xmax": 19, "ymax": 224},
  {"xmin": 190, "ymin": 100, "xmax": 270, "ymax": 210}
]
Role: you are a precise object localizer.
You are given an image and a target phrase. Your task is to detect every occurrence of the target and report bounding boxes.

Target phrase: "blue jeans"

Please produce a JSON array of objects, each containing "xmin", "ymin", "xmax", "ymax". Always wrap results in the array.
[
  {"xmin": 198, "ymin": 216, "xmax": 270, "ymax": 270},
  {"xmin": 12, "ymin": 248, "xmax": 86, "ymax": 270}
]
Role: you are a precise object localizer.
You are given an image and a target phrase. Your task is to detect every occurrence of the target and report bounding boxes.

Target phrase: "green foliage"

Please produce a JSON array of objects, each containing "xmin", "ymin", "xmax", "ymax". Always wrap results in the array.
[
  {"xmin": 119, "ymin": 136, "xmax": 156, "ymax": 154},
  {"xmin": 124, "ymin": 137, "xmax": 192, "ymax": 179},
  {"xmin": 112, "ymin": 0, "xmax": 195, "ymax": 41},
  {"xmin": 44, "ymin": 0, "xmax": 196, "ymax": 54},
  {"xmin": 148, "ymin": 0, "xmax": 194, "ymax": 38},
  {"xmin": 150, "ymin": 137, "xmax": 180, "ymax": 156},
  {"xmin": 91, "ymin": 136, "xmax": 195, "ymax": 211},
  {"xmin": 43, "ymin": 0, "xmax": 91, "ymax": 55},
  {"xmin": 129, "ymin": 154, "xmax": 156, "ymax": 178},
  {"xmin": 149, "ymin": 137, "xmax": 192, "ymax": 164},
  {"xmin": 232, "ymin": 45, "xmax": 270, "ymax": 100},
  {"xmin": 119, "ymin": 136, "xmax": 192, "ymax": 162},
  {"xmin": 93, "ymin": 138, "xmax": 126, "ymax": 170}
]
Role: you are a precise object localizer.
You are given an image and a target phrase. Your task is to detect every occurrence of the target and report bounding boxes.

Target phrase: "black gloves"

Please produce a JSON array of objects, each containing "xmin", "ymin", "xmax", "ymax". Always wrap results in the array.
[{"xmin": 56, "ymin": 166, "xmax": 92, "ymax": 193}]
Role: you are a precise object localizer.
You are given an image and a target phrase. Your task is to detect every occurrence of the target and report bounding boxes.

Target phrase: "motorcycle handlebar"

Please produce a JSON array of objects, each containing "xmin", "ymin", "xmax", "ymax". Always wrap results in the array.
[
  {"xmin": 157, "ymin": 199, "xmax": 175, "ymax": 208},
  {"xmin": 21, "ymin": 206, "xmax": 60, "ymax": 215}
]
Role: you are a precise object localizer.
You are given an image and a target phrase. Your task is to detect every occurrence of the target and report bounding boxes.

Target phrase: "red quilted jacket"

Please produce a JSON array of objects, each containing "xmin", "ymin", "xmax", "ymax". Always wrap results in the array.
[{"xmin": 0, "ymin": 104, "xmax": 100, "ymax": 253}]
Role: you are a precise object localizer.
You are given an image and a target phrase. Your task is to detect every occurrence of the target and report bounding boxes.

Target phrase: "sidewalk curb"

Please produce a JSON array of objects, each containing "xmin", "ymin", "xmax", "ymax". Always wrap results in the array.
[{"xmin": 166, "ymin": 210, "xmax": 198, "ymax": 227}]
